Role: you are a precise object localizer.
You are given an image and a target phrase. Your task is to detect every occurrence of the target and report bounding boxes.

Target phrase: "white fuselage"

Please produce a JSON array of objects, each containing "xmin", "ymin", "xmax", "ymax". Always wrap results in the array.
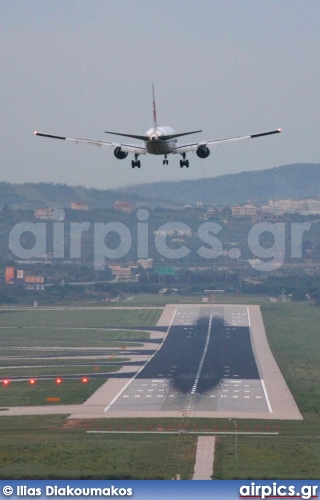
[{"xmin": 145, "ymin": 126, "xmax": 177, "ymax": 155}]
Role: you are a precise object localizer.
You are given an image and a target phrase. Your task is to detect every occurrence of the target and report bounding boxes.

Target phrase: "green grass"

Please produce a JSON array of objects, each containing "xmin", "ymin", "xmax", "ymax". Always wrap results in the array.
[
  {"xmin": 260, "ymin": 303, "xmax": 320, "ymax": 419},
  {"xmin": 212, "ymin": 302, "xmax": 320, "ymax": 479},
  {"xmin": 0, "ymin": 365, "xmax": 119, "ymax": 377},
  {"xmin": 0, "ymin": 379, "xmax": 108, "ymax": 406},
  {"xmin": 0, "ymin": 307, "xmax": 158, "ymax": 408},
  {"xmin": 0, "ymin": 357, "xmax": 127, "ymax": 367},
  {"xmin": 0, "ymin": 308, "xmax": 162, "ymax": 329},
  {"xmin": 213, "ymin": 435, "xmax": 320, "ymax": 479},
  {"xmin": 0, "ymin": 416, "xmax": 196, "ymax": 479},
  {"xmin": 0, "ymin": 328, "xmax": 150, "ymax": 346}
]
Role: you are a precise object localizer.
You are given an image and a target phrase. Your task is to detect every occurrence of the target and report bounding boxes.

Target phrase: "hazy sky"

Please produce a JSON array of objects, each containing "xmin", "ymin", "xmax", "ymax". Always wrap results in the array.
[{"xmin": 1, "ymin": 1, "xmax": 320, "ymax": 190}]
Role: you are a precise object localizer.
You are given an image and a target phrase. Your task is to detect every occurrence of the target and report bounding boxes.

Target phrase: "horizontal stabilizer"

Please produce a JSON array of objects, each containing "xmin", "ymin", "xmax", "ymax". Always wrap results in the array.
[
  {"xmin": 105, "ymin": 130, "xmax": 202, "ymax": 141},
  {"xmin": 105, "ymin": 131, "xmax": 148, "ymax": 141},
  {"xmin": 160, "ymin": 130, "xmax": 202, "ymax": 141}
]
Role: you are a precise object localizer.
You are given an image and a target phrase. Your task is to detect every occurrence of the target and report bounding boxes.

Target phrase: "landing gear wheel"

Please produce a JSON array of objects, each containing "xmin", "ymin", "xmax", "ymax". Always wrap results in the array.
[
  {"xmin": 132, "ymin": 159, "xmax": 141, "ymax": 168},
  {"xmin": 180, "ymin": 159, "xmax": 189, "ymax": 168},
  {"xmin": 179, "ymin": 153, "xmax": 189, "ymax": 168}
]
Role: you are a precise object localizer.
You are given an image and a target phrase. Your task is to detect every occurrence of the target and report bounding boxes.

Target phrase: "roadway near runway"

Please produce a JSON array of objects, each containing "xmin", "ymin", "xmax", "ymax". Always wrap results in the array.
[{"xmin": 0, "ymin": 304, "xmax": 302, "ymax": 420}]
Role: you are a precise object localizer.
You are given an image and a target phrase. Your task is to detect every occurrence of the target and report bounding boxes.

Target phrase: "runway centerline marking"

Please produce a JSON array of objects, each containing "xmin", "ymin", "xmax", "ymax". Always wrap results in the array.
[{"xmin": 191, "ymin": 314, "xmax": 212, "ymax": 395}]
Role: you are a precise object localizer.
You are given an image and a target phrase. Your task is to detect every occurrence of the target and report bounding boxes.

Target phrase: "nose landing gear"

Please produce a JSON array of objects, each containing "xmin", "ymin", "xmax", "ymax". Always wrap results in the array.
[{"xmin": 163, "ymin": 155, "xmax": 169, "ymax": 165}]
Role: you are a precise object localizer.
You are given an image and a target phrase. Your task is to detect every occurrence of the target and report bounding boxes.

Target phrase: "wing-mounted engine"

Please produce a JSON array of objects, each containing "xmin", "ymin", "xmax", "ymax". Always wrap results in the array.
[
  {"xmin": 196, "ymin": 145, "xmax": 210, "ymax": 159},
  {"xmin": 114, "ymin": 147, "xmax": 128, "ymax": 160}
]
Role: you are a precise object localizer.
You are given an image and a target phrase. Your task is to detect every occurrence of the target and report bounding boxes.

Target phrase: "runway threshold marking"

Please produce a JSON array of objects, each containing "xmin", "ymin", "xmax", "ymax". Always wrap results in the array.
[{"xmin": 103, "ymin": 307, "xmax": 178, "ymax": 413}]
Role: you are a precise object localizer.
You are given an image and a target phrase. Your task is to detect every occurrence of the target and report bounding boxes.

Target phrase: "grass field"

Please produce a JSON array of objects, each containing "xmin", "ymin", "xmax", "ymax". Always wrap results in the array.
[
  {"xmin": 0, "ymin": 308, "xmax": 162, "ymax": 329},
  {"xmin": 212, "ymin": 302, "xmax": 320, "ymax": 479},
  {"xmin": 0, "ymin": 416, "xmax": 197, "ymax": 479},
  {"xmin": 0, "ymin": 379, "xmax": 108, "ymax": 406},
  {"xmin": 0, "ymin": 308, "xmax": 161, "ymax": 407},
  {"xmin": 260, "ymin": 303, "xmax": 320, "ymax": 419},
  {"xmin": 0, "ymin": 357, "xmax": 127, "ymax": 367}
]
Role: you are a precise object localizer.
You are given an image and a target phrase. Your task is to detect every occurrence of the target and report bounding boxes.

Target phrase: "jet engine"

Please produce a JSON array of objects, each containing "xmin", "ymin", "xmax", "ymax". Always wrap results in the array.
[
  {"xmin": 196, "ymin": 145, "xmax": 210, "ymax": 159},
  {"xmin": 114, "ymin": 147, "xmax": 128, "ymax": 160}
]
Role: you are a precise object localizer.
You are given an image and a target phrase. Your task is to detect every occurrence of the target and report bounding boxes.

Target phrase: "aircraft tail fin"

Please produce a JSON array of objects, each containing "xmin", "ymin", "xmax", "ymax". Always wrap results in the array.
[{"xmin": 152, "ymin": 83, "xmax": 157, "ymax": 131}]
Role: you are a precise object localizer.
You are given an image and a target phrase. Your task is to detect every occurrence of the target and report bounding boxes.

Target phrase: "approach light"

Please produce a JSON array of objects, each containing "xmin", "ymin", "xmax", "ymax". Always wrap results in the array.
[
  {"xmin": 29, "ymin": 379, "xmax": 36, "ymax": 385},
  {"xmin": 82, "ymin": 377, "xmax": 89, "ymax": 383},
  {"xmin": 2, "ymin": 379, "xmax": 10, "ymax": 386},
  {"xmin": 55, "ymin": 378, "xmax": 62, "ymax": 385}
]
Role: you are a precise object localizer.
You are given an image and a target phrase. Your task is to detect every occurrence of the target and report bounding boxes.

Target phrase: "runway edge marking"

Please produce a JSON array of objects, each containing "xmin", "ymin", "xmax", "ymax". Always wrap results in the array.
[
  {"xmin": 103, "ymin": 306, "xmax": 178, "ymax": 412},
  {"xmin": 261, "ymin": 379, "xmax": 273, "ymax": 413},
  {"xmin": 247, "ymin": 306, "xmax": 273, "ymax": 414}
]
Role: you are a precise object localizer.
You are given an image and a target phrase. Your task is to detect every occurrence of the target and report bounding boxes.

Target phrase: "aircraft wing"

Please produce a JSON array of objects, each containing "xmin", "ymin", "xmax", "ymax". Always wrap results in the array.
[
  {"xmin": 34, "ymin": 132, "xmax": 147, "ymax": 154},
  {"xmin": 119, "ymin": 143, "xmax": 147, "ymax": 154},
  {"xmin": 172, "ymin": 128, "xmax": 281, "ymax": 154}
]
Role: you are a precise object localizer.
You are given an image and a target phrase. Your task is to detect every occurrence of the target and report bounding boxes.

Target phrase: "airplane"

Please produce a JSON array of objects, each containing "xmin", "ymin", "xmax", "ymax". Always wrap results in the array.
[{"xmin": 35, "ymin": 84, "xmax": 281, "ymax": 169}]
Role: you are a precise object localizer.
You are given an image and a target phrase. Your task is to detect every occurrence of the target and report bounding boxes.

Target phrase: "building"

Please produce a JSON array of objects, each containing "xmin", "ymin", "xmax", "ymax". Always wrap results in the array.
[
  {"xmin": 138, "ymin": 259, "xmax": 154, "ymax": 269},
  {"xmin": 34, "ymin": 208, "xmax": 54, "ymax": 220},
  {"xmin": 24, "ymin": 275, "xmax": 45, "ymax": 290},
  {"xmin": 110, "ymin": 266, "xmax": 132, "ymax": 280},
  {"xmin": 232, "ymin": 205, "xmax": 258, "ymax": 218},
  {"xmin": 5, "ymin": 267, "xmax": 15, "ymax": 284},
  {"xmin": 113, "ymin": 201, "xmax": 134, "ymax": 213},
  {"xmin": 261, "ymin": 198, "xmax": 320, "ymax": 215},
  {"xmin": 154, "ymin": 229, "xmax": 192, "ymax": 237},
  {"xmin": 70, "ymin": 202, "xmax": 89, "ymax": 211}
]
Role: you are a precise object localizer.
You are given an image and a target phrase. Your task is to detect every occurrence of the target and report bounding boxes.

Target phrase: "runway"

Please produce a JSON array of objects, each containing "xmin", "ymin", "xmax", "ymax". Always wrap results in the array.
[
  {"xmin": 1, "ymin": 304, "xmax": 302, "ymax": 420},
  {"xmin": 105, "ymin": 305, "xmax": 270, "ymax": 415},
  {"xmin": 98, "ymin": 304, "xmax": 302, "ymax": 420}
]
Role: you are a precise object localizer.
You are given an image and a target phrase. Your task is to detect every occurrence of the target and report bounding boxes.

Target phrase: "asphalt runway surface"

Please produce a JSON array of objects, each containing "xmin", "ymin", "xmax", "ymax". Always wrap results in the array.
[{"xmin": 106, "ymin": 305, "xmax": 270, "ymax": 414}]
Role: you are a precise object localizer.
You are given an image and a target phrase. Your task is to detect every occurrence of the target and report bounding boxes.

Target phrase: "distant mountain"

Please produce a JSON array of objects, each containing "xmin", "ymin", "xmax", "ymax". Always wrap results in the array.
[
  {"xmin": 0, "ymin": 182, "xmax": 159, "ymax": 210},
  {"xmin": 120, "ymin": 163, "xmax": 320, "ymax": 205},
  {"xmin": 1, "ymin": 163, "xmax": 320, "ymax": 210}
]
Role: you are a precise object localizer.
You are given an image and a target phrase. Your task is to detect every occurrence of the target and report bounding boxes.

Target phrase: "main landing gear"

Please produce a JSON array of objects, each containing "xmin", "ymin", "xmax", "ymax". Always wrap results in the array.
[
  {"xmin": 180, "ymin": 153, "xmax": 189, "ymax": 168},
  {"xmin": 131, "ymin": 154, "xmax": 141, "ymax": 168},
  {"xmin": 163, "ymin": 155, "xmax": 169, "ymax": 165}
]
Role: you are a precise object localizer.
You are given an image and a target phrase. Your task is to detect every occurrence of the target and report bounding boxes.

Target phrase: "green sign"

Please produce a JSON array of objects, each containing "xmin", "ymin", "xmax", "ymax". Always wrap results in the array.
[{"xmin": 157, "ymin": 267, "xmax": 176, "ymax": 275}]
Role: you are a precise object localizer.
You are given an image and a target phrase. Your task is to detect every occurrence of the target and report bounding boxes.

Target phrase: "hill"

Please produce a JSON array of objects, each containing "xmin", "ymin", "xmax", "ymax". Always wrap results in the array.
[
  {"xmin": 0, "ymin": 182, "xmax": 158, "ymax": 210},
  {"xmin": 1, "ymin": 163, "xmax": 320, "ymax": 210},
  {"xmin": 120, "ymin": 163, "xmax": 320, "ymax": 205}
]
